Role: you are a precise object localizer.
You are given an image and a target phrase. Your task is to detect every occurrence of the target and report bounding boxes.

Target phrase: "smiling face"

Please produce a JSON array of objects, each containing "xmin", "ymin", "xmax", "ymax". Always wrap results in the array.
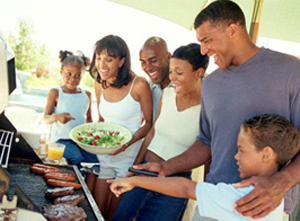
[
  {"xmin": 95, "ymin": 50, "xmax": 124, "ymax": 83},
  {"xmin": 139, "ymin": 45, "xmax": 170, "ymax": 88},
  {"xmin": 61, "ymin": 63, "xmax": 83, "ymax": 92},
  {"xmin": 169, "ymin": 58, "xmax": 201, "ymax": 97},
  {"xmin": 196, "ymin": 21, "xmax": 234, "ymax": 70},
  {"xmin": 234, "ymin": 127, "xmax": 265, "ymax": 179}
]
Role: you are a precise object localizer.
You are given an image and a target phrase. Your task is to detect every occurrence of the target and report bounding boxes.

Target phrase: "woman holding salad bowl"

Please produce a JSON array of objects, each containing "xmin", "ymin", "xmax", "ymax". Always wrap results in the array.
[{"xmin": 84, "ymin": 35, "xmax": 152, "ymax": 221}]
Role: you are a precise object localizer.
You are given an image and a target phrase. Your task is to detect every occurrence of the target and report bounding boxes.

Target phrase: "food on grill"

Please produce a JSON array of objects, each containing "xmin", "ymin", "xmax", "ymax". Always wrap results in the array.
[
  {"xmin": 44, "ymin": 204, "xmax": 86, "ymax": 221},
  {"xmin": 30, "ymin": 166, "xmax": 60, "ymax": 174},
  {"xmin": 44, "ymin": 173, "xmax": 76, "ymax": 182},
  {"xmin": 45, "ymin": 187, "xmax": 74, "ymax": 198},
  {"xmin": 45, "ymin": 172, "xmax": 75, "ymax": 177},
  {"xmin": 30, "ymin": 166, "xmax": 47, "ymax": 174},
  {"xmin": 33, "ymin": 163, "xmax": 58, "ymax": 170},
  {"xmin": 47, "ymin": 179, "xmax": 82, "ymax": 190},
  {"xmin": 54, "ymin": 195, "xmax": 84, "ymax": 206}
]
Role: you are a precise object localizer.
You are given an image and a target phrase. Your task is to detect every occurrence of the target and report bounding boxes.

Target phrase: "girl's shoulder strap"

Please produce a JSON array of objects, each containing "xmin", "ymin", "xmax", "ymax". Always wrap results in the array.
[
  {"xmin": 129, "ymin": 76, "xmax": 138, "ymax": 94},
  {"xmin": 56, "ymin": 86, "xmax": 63, "ymax": 93},
  {"xmin": 48, "ymin": 87, "xmax": 59, "ymax": 96},
  {"xmin": 77, "ymin": 87, "xmax": 86, "ymax": 95}
]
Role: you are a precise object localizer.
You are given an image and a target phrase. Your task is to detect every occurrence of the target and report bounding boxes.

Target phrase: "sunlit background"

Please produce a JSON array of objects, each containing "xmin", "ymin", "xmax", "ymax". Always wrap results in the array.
[
  {"xmin": 1, "ymin": 0, "xmax": 300, "ymax": 132},
  {"xmin": 1, "ymin": 0, "xmax": 200, "ymax": 76},
  {"xmin": 2, "ymin": 0, "xmax": 300, "ymax": 75}
]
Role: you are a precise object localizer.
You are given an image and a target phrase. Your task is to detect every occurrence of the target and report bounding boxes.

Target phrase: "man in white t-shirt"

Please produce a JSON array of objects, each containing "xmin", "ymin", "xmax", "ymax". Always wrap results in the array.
[{"xmin": 139, "ymin": 37, "xmax": 171, "ymax": 122}]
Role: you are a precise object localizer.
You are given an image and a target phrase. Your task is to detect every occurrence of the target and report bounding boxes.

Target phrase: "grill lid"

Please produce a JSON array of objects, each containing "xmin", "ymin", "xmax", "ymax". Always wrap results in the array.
[{"xmin": 0, "ymin": 113, "xmax": 42, "ymax": 164}]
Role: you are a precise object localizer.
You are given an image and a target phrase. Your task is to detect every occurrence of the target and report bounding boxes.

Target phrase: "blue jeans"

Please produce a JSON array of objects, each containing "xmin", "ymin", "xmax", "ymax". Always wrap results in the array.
[
  {"xmin": 113, "ymin": 171, "xmax": 191, "ymax": 221},
  {"xmin": 57, "ymin": 139, "xmax": 98, "ymax": 168}
]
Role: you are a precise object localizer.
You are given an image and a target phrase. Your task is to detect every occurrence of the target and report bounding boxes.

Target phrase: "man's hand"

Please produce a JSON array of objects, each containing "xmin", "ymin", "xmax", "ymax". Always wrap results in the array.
[
  {"xmin": 132, "ymin": 162, "xmax": 166, "ymax": 177},
  {"xmin": 123, "ymin": 170, "xmax": 135, "ymax": 177},
  {"xmin": 107, "ymin": 177, "xmax": 135, "ymax": 197},
  {"xmin": 234, "ymin": 176, "xmax": 286, "ymax": 219}
]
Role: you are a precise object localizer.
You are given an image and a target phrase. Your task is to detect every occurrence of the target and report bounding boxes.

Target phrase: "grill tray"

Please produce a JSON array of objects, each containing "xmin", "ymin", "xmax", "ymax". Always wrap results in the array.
[{"xmin": 6, "ymin": 163, "xmax": 97, "ymax": 220}]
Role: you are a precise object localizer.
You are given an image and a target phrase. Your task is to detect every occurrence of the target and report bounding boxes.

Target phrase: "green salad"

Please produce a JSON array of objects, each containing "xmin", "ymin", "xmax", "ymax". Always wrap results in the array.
[{"xmin": 76, "ymin": 130, "xmax": 125, "ymax": 148}]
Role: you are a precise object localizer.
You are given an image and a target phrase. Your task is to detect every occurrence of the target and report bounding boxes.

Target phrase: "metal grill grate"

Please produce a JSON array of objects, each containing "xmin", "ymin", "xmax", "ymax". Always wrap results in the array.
[{"xmin": 0, "ymin": 129, "xmax": 14, "ymax": 168}]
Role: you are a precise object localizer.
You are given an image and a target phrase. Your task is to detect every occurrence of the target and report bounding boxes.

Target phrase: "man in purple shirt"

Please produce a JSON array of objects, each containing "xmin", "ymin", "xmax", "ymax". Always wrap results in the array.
[{"xmin": 135, "ymin": 1, "xmax": 300, "ymax": 220}]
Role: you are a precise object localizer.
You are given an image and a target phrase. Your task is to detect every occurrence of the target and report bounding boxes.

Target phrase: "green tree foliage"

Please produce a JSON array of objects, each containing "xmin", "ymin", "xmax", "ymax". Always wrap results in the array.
[
  {"xmin": 7, "ymin": 17, "xmax": 94, "ymax": 91},
  {"xmin": 8, "ymin": 17, "xmax": 50, "ymax": 77}
]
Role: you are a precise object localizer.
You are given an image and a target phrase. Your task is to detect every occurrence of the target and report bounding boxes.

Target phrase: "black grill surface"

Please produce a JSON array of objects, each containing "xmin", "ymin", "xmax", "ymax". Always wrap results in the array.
[{"xmin": 6, "ymin": 163, "xmax": 96, "ymax": 220}]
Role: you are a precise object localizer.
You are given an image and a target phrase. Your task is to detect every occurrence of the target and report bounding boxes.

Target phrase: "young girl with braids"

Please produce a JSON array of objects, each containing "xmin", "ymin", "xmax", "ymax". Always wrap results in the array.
[{"xmin": 44, "ymin": 50, "xmax": 98, "ymax": 167}]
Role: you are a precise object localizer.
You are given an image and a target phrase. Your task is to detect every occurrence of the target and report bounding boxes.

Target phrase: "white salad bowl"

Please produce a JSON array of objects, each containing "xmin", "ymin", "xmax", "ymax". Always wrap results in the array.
[{"xmin": 70, "ymin": 122, "xmax": 132, "ymax": 154}]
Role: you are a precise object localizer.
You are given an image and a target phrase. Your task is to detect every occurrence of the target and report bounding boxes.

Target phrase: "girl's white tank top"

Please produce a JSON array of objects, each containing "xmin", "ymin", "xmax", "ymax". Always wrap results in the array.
[
  {"xmin": 99, "ymin": 76, "xmax": 142, "ymax": 134},
  {"xmin": 52, "ymin": 87, "xmax": 89, "ymax": 141}
]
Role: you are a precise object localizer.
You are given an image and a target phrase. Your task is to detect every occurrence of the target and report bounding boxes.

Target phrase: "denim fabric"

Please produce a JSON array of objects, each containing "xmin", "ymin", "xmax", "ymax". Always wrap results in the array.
[
  {"xmin": 57, "ymin": 139, "xmax": 98, "ymax": 168},
  {"xmin": 113, "ymin": 171, "xmax": 191, "ymax": 221}
]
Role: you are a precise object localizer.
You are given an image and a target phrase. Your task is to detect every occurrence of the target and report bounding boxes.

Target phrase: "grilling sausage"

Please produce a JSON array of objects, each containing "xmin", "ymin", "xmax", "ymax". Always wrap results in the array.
[
  {"xmin": 54, "ymin": 195, "xmax": 84, "ymax": 206},
  {"xmin": 44, "ymin": 172, "xmax": 75, "ymax": 177},
  {"xmin": 30, "ymin": 166, "xmax": 60, "ymax": 174},
  {"xmin": 30, "ymin": 166, "xmax": 47, "ymax": 174},
  {"xmin": 47, "ymin": 179, "xmax": 82, "ymax": 190},
  {"xmin": 33, "ymin": 163, "xmax": 58, "ymax": 170},
  {"xmin": 44, "ymin": 173, "xmax": 76, "ymax": 182},
  {"xmin": 45, "ymin": 187, "xmax": 74, "ymax": 198}
]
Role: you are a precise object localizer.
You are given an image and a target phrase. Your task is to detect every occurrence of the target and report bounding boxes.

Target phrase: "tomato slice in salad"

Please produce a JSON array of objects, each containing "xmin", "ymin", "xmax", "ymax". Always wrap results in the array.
[{"xmin": 77, "ymin": 129, "xmax": 125, "ymax": 147}]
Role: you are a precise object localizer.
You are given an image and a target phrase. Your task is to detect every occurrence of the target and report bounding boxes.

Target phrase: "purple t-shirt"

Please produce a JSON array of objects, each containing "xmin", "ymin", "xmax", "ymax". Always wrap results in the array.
[{"xmin": 198, "ymin": 47, "xmax": 300, "ymax": 214}]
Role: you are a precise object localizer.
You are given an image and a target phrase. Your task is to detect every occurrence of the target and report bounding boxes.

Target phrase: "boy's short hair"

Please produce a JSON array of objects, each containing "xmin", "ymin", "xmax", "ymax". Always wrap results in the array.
[
  {"xmin": 194, "ymin": 0, "xmax": 246, "ymax": 29},
  {"xmin": 242, "ymin": 114, "xmax": 300, "ymax": 169}
]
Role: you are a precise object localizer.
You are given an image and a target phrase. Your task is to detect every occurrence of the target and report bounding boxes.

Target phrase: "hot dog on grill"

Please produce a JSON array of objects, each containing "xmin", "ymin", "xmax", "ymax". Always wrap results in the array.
[
  {"xmin": 47, "ymin": 179, "xmax": 82, "ymax": 190},
  {"xmin": 30, "ymin": 166, "xmax": 60, "ymax": 174},
  {"xmin": 32, "ymin": 163, "xmax": 58, "ymax": 170},
  {"xmin": 30, "ymin": 166, "xmax": 46, "ymax": 174},
  {"xmin": 44, "ymin": 172, "xmax": 75, "ymax": 177},
  {"xmin": 54, "ymin": 194, "xmax": 84, "ymax": 206},
  {"xmin": 44, "ymin": 173, "xmax": 76, "ymax": 182},
  {"xmin": 45, "ymin": 186, "xmax": 74, "ymax": 198}
]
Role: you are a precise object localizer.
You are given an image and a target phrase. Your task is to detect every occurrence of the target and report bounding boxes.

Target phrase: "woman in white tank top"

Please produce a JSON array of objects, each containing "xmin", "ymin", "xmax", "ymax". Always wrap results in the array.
[
  {"xmin": 86, "ymin": 35, "xmax": 152, "ymax": 220},
  {"xmin": 113, "ymin": 43, "xmax": 209, "ymax": 221}
]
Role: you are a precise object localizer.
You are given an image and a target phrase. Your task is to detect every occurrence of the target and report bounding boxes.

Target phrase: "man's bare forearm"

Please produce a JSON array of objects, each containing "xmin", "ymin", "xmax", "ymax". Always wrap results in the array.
[
  {"xmin": 162, "ymin": 140, "xmax": 211, "ymax": 176},
  {"xmin": 276, "ymin": 151, "xmax": 300, "ymax": 190}
]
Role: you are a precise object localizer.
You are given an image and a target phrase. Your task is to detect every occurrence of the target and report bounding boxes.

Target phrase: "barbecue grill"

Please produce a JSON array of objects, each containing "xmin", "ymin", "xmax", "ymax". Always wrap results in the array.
[{"xmin": 0, "ymin": 36, "xmax": 104, "ymax": 220}]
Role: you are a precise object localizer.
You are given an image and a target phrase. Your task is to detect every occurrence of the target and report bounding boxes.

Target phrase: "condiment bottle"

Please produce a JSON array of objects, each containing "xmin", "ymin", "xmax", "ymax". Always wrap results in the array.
[{"xmin": 39, "ymin": 133, "xmax": 47, "ymax": 156}]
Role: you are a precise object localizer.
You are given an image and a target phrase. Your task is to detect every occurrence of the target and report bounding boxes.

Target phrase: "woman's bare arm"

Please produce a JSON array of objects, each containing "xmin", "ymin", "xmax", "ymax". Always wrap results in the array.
[
  {"xmin": 110, "ymin": 77, "xmax": 152, "ymax": 155},
  {"xmin": 94, "ymin": 80, "xmax": 105, "ymax": 122},
  {"xmin": 133, "ymin": 95, "xmax": 163, "ymax": 164},
  {"xmin": 85, "ymin": 90, "xmax": 93, "ymax": 123}
]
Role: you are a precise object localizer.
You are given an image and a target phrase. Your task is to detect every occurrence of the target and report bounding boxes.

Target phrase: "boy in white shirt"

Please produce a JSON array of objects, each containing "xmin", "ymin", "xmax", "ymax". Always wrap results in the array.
[{"xmin": 108, "ymin": 114, "xmax": 300, "ymax": 221}]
